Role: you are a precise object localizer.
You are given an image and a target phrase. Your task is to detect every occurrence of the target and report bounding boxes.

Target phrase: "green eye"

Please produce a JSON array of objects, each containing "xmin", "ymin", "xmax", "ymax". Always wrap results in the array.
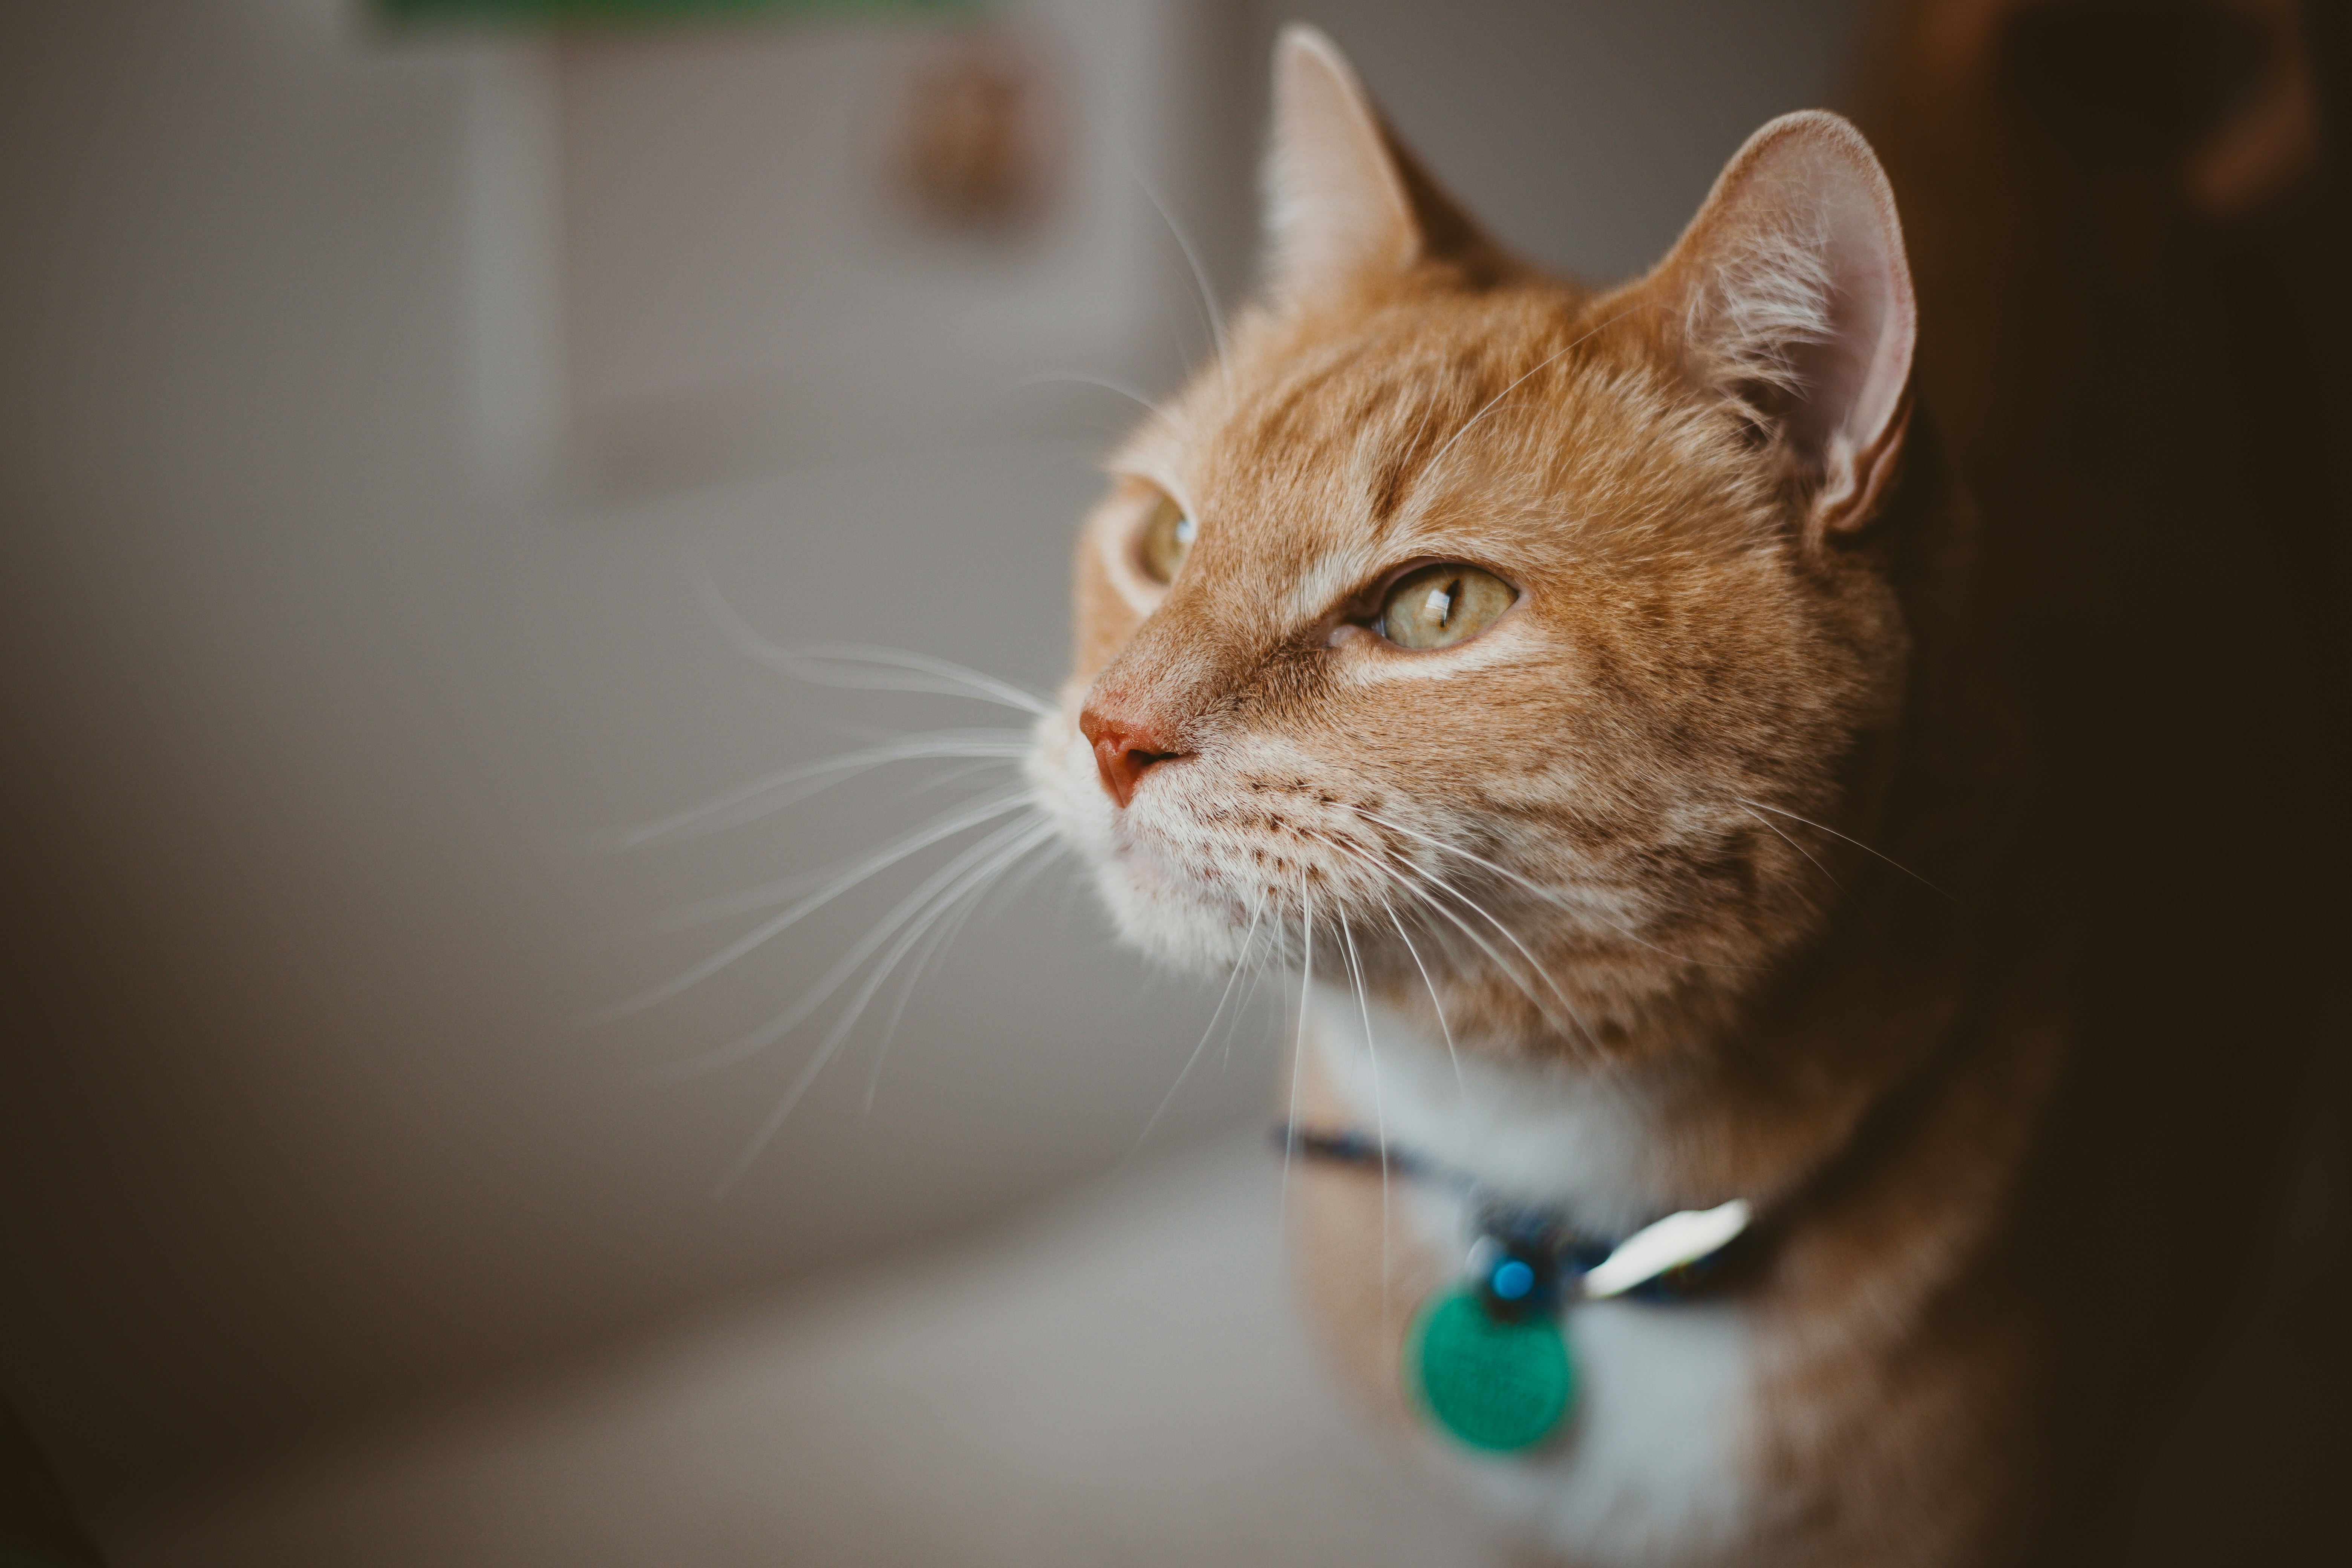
[
  {"xmin": 1138, "ymin": 491, "xmax": 1195, "ymax": 583},
  {"xmin": 1376, "ymin": 563, "xmax": 1516, "ymax": 649}
]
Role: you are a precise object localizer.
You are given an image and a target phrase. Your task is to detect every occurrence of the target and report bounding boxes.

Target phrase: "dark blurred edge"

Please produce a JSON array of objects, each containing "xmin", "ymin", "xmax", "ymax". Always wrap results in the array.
[
  {"xmin": 2139, "ymin": 1, "xmax": 2352, "ymax": 1557},
  {"xmin": 1850, "ymin": 0, "xmax": 2347, "ymax": 1562},
  {"xmin": 0, "ymin": 1397, "xmax": 103, "ymax": 1568}
]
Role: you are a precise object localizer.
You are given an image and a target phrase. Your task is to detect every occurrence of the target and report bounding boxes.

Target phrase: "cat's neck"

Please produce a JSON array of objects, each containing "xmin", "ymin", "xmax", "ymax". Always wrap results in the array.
[
  {"xmin": 1304, "ymin": 905, "xmax": 1975, "ymax": 1239},
  {"xmin": 1306, "ymin": 983, "xmax": 1679, "ymax": 1239}
]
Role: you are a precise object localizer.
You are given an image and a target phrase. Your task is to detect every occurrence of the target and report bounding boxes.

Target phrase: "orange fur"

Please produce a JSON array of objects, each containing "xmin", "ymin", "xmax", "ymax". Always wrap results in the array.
[{"xmin": 1029, "ymin": 27, "xmax": 2065, "ymax": 1566}]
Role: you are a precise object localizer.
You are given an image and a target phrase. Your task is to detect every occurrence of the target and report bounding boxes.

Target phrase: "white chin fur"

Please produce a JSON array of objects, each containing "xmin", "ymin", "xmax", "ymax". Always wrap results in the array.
[
  {"xmin": 1030, "ymin": 718, "xmax": 1260, "ymax": 978},
  {"xmin": 1087, "ymin": 853, "xmax": 1260, "ymax": 975}
]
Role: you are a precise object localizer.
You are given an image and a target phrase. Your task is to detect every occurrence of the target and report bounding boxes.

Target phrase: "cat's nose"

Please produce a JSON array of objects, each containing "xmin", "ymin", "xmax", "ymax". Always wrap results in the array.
[{"xmin": 1078, "ymin": 706, "xmax": 1185, "ymax": 808}]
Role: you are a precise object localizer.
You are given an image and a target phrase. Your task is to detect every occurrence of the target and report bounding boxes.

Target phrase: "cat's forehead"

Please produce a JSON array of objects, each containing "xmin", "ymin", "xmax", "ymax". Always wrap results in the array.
[
  {"xmin": 1138, "ymin": 293, "xmax": 1570, "ymax": 484},
  {"xmin": 1114, "ymin": 282, "xmax": 1671, "ymax": 567}
]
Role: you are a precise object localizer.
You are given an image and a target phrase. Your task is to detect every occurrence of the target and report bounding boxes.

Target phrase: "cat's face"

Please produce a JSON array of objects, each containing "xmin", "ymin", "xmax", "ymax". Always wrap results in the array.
[{"xmin": 1030, "ymin": 34, "xmax": 1918, "ymax": 1057}]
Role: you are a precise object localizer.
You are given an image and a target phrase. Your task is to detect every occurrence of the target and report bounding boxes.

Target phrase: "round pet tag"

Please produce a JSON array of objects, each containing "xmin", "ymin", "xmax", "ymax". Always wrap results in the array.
[{"xmin": 1406, "ymin": 1283, "xmax": 1576, "ymax": 1453}]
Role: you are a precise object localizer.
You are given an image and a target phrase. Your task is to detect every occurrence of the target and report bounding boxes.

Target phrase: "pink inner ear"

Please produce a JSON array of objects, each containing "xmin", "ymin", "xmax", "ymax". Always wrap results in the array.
[
  {"xmin": 1673, "ymin": 114, "xmax": 1917, "ymax": 477},
  {"xmin": 1795, "ymin": 161, "xmax": 1916, "ymax": 463}
]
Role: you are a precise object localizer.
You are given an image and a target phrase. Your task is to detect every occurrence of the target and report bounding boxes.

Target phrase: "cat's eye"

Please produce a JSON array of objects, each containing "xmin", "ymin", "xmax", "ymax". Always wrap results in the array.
[
  {"xmin": 1375, "ymin": 563, "xmax": 1517, "ymax": 650},
  {"xmin": 1136, "ymin": 491, "xmax": 1196, "ymax": 583}
]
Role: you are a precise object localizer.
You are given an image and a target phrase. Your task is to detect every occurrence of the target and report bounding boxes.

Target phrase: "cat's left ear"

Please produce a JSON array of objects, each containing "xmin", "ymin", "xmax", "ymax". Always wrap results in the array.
[
  {"xmin": 1648, "ymin": 112, "xmax": 1917, "ymax": 537},
  {"xmin": 1261, "ymin": 25, "xmax": 1510, "ymax": 306}
]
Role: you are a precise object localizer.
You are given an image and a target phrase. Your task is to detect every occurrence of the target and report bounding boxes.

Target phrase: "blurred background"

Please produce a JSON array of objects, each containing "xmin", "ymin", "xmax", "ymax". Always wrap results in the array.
[{"xmin": 0, "ymin": 3, "xmax": 2341, "ymax": 1565}]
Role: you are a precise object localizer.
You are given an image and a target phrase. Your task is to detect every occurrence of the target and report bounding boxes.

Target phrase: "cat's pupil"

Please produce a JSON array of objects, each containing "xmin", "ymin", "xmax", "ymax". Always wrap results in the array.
[
  {"xmin": 1175, "ymin": 514, "xmax": 1196, "ymax": 546},
  {"xmin": 1426, "ymin": 581, "xmax": 1457, "ymax": 626}
]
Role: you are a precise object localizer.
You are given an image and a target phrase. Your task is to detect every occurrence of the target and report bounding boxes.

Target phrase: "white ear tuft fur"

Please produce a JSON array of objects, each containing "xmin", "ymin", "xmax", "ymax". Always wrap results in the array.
[
  {"xmin": 1262, "ymin": 25, "xmax": 1419, "ymax": 303},
  {"xmin": 1658, "ymin": 112, "xmax": 1917, "ymax": 528},
  {"xmin": 1696, "ymin": 210, "xmax": 1841, "ymax": 411}
]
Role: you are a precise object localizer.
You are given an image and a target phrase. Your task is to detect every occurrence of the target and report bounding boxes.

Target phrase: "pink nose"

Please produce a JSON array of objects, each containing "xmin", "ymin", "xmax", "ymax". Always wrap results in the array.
[{"xmin": 1078, "ymin": 705, "xmax": 1185, "ymax": 808}]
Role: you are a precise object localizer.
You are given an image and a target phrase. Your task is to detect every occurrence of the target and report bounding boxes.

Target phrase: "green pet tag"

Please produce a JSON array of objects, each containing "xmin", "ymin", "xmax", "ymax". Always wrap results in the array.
[{"xmin": 1406, "ymin": 1283, "xmax": 1576, "ymax": 1452}]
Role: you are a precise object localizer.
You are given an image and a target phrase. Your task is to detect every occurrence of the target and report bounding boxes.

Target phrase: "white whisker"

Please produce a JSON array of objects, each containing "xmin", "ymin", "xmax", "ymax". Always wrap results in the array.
[
  {"xmin": 1224, "ymin": 887, "xmax": 1274, "ymax": 1070},
  {"xmin": 1403, "ymin": 861, "xmax": 1578, "ymax": 1014},
  {"xmin": 1130, "ymin": 897, "xmax": 1263, "ymax": 1155},
  {"xmin": 978, "ymin": 832, "xmax": 1069, "ymax": 921},
  {"xmin": 1281, "ymin": 880, "xmax": 1314, "ymax": 1230},
  {"xmin": 657, "ymin": 812, "xmax": 1050, "ymax": 1082},
  {"xmin": 1734, "ymin": 795, "xmax": 1948, "ymax": 897},
  {"xmin": 862, "ymin": 831, "xmax": 1065, "ymax": 1113},
  {"xmin": 1338, "ymin": 909, "xmax": 1392, "ymax": 1325},
  {"xmin": 609, "ymin": 733, "xmax": 1029, "ymax": 851},
  {"xmin": 1346, "ymin": 805, "xmax": 1737, "ymax": 970},
  {"xmin": 1375, "ymin": 882, "xmax": 1464, "ymax": 1094},
  {"xmin": 710, "ymin": 816, "xmax": 1060, "ymax": 1193},
  {"xmin": 1314, "ymin": 828, "xmax": 1584, "ymax": 1044},
  {"xmin": 1129, "ymin": 162, "xmax": 1230, "ymax": 382},
  {"xmin": 694, "ymin": 572, "xmax": 1053, "ymax": 717},
  {"xmin": 641, "ymin": 865, "xmax": 841, "ymax": 937},
  {"xmin": 642, "ymin": 798, "xmax": 1037, "ymax": 937},
  {"xmin": 767, "ymin": 643, "xmax": 1052, "ymax": 718},
  {"xmin": 1007, "ymin": 370, "xmax": 1163, "ymax": 416},
  {"xmin": 590, "ymin": 788, "xmax": 1038, "ymax": 1021},
  {"xmin": 1737, "ymin": 802, "xmax": 1846, "ymax": 903}
]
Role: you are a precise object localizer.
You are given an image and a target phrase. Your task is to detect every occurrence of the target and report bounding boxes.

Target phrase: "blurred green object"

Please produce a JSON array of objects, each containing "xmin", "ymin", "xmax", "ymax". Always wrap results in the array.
[{"xmin": 379, "ymin": 0, "xmax": 983, "ymax": 24}]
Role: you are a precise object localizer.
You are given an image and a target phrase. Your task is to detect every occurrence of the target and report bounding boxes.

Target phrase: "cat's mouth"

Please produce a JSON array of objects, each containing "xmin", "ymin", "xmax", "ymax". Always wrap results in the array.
[
  {"xmin": 1047, "ymin": 718, "xmax": 1589, "ymax": 981},
  {"xmin": 1056, "ymin": 755, "xmax": 1330, "ymax": 965}
]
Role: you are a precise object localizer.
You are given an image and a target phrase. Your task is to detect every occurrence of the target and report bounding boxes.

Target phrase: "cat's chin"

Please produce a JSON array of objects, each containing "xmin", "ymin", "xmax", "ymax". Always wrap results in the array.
[{"xmin": 1085, "ymin": 847, "xmax": 1260, "ymax": 977}]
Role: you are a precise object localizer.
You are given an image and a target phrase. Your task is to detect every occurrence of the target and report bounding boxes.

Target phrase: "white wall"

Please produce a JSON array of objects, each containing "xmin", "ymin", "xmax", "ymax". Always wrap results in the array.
[
  {"xmin": 0, "ymin": 0, "xmax": 1253, "ymax": 1510},
  {"xmin": 557, "ymin": 0, "xmax": 1240, "ymax": 489}
]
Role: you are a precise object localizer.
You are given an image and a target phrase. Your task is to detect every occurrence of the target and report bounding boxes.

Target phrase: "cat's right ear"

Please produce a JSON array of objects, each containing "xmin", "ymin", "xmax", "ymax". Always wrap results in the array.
[
  {"xmin": 1645, "ymin": 112, "xmax": 1917, "ymax": 537},
  {"xmin": 1262, "ymin": 25, "xmax": 1507, "ymax": 306}
]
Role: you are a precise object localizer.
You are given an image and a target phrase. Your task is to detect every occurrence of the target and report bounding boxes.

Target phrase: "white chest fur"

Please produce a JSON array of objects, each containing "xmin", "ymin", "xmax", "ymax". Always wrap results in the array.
[{"xmin": 1306, "ymin": 985, "xmax": 1762, "ymax": 1566}]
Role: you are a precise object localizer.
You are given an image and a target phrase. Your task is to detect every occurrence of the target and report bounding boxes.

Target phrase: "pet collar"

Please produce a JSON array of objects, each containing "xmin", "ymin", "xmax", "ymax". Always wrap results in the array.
[{"xmin": 1275, "ymin": 1122, "xmax": 1753, "ymax": 1454}]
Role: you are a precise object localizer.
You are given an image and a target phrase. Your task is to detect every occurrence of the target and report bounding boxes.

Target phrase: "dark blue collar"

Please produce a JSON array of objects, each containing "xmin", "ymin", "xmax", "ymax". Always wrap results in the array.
[{"xmin": 1272, "ymin": 1122, "xmax": 1756, "ymax": 1305}]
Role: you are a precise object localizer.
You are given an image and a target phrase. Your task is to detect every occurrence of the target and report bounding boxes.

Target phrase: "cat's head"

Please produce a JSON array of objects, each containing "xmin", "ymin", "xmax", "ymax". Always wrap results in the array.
[{"xmin": 1029, "ymin": 27, "xmax": 1923, "ymax": 1057}]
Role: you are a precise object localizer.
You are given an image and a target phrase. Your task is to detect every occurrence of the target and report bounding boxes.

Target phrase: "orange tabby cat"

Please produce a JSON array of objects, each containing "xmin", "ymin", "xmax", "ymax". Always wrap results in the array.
[{"xmin": 1029, "ymin": 27, "xmax": 2064, "ymax": 1566}]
